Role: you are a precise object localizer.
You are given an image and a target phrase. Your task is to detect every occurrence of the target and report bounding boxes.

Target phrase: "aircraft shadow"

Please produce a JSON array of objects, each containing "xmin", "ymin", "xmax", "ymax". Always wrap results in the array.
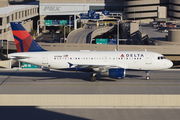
[
  {"xmin": 0, "ymin": 70, "xmax": 143, "ymax": 82},
  {"xmin": 0, "ymin": 106, "xmax": 90, "ymax": 120}
]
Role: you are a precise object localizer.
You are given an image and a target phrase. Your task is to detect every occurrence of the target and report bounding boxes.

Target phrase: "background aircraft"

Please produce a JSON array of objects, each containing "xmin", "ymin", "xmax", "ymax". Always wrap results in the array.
[{"xmin": 8, "ymin": 22, "xmax": 173, "ymax": 81}]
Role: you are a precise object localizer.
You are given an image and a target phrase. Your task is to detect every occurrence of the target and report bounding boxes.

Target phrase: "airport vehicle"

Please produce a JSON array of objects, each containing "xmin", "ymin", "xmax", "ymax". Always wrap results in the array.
[
  {"xmin": 8, "ymin": 22, "xmax": 173, "ymax": 81},
  {"xmin": 88, "ymin": 25, "xmax": 92, "ymax": 29},
  {"xmin": 161, "ymin": 27, "xmax": 168, "ymax": 33},
  {"xmin": 168, "ymin": 24, "xmax": 177, "ymax": 29}
]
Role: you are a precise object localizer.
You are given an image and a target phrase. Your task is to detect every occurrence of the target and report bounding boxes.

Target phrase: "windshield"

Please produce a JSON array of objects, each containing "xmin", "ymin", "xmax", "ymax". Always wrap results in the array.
[{"xmin": 158, "ymin": 56, "xmax": 166, "ymax": 60}]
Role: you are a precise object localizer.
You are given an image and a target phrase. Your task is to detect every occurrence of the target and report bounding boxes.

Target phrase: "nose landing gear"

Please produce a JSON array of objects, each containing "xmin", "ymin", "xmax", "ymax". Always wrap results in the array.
[
  {"xmin": 146, "ymin": 70, "xmax": 150, "ymax": 80},
  {"xmin": 91, "ymin": 73, "xmax": 97, "ymax": 82}
]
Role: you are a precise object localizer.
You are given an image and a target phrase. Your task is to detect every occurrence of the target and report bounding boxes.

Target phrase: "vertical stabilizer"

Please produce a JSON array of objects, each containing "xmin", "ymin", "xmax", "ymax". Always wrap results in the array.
[{"xmin": 10, "ymin": 22, "xmax": 45, "ymax": 52}]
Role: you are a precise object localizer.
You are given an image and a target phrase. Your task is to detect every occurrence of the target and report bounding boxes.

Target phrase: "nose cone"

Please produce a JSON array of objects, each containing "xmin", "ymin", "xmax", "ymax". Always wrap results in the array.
[
  {"xmin": 170, "ymin": 61, "xmax": 173, "ymax": 67},
  {"xmin": 166, "ymin": 60, "xmax": 173, "ymax": 69}
]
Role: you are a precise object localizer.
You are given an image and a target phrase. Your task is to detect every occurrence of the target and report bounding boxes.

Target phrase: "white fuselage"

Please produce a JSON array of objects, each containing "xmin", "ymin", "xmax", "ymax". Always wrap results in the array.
[{"xmin": 8, "ymin": 51, "xmax": 173, "ymax": 71}]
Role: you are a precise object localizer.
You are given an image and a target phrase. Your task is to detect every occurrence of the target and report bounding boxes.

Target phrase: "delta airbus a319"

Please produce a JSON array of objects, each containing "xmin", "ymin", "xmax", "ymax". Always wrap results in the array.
[{"xmin": 8, "ymin": 22, "xmax": 173, "ymax": 81}]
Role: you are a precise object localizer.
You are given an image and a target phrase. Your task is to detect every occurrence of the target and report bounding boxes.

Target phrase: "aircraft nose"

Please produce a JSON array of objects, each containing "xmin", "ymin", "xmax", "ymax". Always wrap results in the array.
[{"xmin": 167, "ymin": 60, "xmax": 173, "ymax": 68}]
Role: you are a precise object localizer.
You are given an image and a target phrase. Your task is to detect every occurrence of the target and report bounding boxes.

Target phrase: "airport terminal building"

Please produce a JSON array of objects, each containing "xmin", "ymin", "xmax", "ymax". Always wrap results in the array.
[
  {"xmin": 39, "ymin": 0, "xmax": 180, "ymax": 20},
  {"xmin": 0, "ymin": 0, "xmax": 38, "ymax": 42},
  {"xmin": 0, "ymin": 0, "xmax": 180, "ymax": 42}
]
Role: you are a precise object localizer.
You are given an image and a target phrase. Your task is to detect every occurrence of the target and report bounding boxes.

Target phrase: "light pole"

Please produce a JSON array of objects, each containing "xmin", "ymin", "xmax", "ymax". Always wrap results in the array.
[
  {"xmin": 37, "ymin": 20, "xmax": 39, "ymax": 35},
  {"xmin": 117, "ymin": 20, "xmax": 120, "ymax": 51},
  {"xmin": 1, "ymin": 26, "xmax": 3, "ymax": 54},
  {"xmin": 69, "ymin": 16, "xmax": 72, "ymax": 32},
  {"xmin": 37, "ymin": 20, "xmax": 44, "ymax": 35},
  {"xmin": 134, "ymin": 8, "xmax": 135, "ymax": 21},
  {"xmin": 64, "ymin": 25, "xmax": 67, "ymax": 43},
  {"xmin": 7, "ymin": 33, "xmax": 10, "ymax": 56}
]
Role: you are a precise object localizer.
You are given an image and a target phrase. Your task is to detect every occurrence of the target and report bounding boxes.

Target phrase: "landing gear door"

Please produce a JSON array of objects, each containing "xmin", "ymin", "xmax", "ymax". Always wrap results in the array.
[
  {"xmin": 146, "ymin": 54, "xmax": 151, "ymax": 64},
  {"xmin": 42, "ymin": 54, "xmax": 48, "ymax": 64}
]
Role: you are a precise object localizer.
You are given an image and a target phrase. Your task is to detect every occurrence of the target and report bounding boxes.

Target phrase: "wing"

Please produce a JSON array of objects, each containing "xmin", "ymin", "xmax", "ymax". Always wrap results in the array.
[{"xmin": 68, "ymin": 62, "xmax": 128, "ymax": 72}]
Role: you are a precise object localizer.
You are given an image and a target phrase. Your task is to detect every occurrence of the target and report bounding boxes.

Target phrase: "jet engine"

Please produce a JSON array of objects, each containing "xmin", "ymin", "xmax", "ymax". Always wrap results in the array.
[{"xmin": 101, "ymin": 68, "xmax": 125, "ymax": 79}]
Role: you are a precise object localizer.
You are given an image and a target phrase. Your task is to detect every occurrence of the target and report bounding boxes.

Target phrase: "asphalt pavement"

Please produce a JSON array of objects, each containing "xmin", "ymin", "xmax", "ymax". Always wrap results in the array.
[
  {"xmin": 1, "ymin": 107, "xmax": 180, "ymax": 120},
  {"xmin": 67, "ymin": 24, "xmax": 98, "ymax": 43},
  {"xmin": 0, "ymin": 69, "xmax": 180, "ymax": 94},
  {"xmin": 1, "ymin": 69, "xmax": 180, "ymax": 120},
  {"xmin": 139, "ymin": 24, "xmax": 167, "ymax": 41}
]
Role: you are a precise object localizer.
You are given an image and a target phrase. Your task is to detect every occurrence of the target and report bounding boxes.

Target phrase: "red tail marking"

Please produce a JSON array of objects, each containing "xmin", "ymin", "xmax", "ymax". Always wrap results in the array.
[
  {"xmin": 12, "ymin": 31, "xmax": 30, "ymax": 40},
  {"xmin": 12, "ymin": 31, "xmax": 33, "ymax": 52},
  {"xmin": 14, "ymin": 38, "xmax": 21, "ymax": 52},
  {"xmin": 23, "ymin": 36, "xmax": 34, "ymax": 52}
]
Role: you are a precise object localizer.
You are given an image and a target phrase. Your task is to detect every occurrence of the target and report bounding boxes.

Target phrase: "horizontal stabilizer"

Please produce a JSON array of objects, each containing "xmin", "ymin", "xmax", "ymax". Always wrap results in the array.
[{"xmin": 8, "ymin": 54, "xmax": 30, "ymax": 59}]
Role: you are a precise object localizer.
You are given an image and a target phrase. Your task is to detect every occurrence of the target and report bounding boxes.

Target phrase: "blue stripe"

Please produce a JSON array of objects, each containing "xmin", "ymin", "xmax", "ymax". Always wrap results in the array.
[
  {"xmin": 13, "ymin": 35, "xmax": 24, "ymax": 52},
  {"xmin": 28, "ymin": 40, "xmax": 46, "ymax": 52},
  {"xmin": 10, "ymin": 22, "xmax": 26, "ymax": 31}
]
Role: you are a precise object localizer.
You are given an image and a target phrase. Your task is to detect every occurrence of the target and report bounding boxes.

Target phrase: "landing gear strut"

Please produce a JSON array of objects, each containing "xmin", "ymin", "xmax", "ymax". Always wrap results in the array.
[
  {"xmin": 91, "ymin": 73, "xmax": 97, "ymax": 82},
  {"xmin": 145, "ymin": 70, "xmax": 150, "ymax": 80}
]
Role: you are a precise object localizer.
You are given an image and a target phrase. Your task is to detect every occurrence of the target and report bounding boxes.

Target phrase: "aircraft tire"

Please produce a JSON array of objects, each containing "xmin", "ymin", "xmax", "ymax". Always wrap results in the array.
[
  {"xmin": 91, "ymin": 75, "xmax": 97, "ymax": 82},
  {"xmin": 146, "ymin": 76, "xmax": 150, "ymax": 80}
]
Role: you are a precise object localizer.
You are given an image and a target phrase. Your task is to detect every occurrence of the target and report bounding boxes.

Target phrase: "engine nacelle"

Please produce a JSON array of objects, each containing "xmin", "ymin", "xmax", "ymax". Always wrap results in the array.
[{"xmin": 109, "ymin": 68, "xmax": 125, "ymax": 79}]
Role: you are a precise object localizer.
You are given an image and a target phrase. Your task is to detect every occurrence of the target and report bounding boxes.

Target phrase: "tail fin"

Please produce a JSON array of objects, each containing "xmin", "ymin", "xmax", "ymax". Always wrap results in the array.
[{"xmin": 10, "ymin": 22, "xmax": 45, "ymax": 52}]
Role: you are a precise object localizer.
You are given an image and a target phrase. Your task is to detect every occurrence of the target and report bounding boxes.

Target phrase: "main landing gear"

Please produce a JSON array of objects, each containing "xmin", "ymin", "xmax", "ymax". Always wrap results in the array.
[
  {"xmin": 91, "ymin": 73, "xmax": 97, "ymax": 82},
  {"xmin": 145, "ymin": 70, "xmax": 150, "ymax": 80}
]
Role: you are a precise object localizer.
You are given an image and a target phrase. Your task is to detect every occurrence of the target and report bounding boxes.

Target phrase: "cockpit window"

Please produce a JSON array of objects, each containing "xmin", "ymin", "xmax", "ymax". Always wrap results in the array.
[{"xmin": 158, "ymin": 56, "xmax": 166, "ymax": 60}]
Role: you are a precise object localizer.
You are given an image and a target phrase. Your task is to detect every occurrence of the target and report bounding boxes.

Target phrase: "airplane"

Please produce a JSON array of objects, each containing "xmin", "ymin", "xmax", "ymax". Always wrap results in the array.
[{"xmin": 8, "ymin": 22, "xmax": 173, "ymax": 81}]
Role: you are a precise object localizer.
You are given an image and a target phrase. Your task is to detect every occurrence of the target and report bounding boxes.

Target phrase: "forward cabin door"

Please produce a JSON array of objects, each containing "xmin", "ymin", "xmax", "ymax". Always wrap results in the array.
[
  {"xmin": 42, "ymin": 54, "xmax": 48, "ymax": 64},
  {"xmin": 146, "ymin": 54, "xmax": 152, "ymax": 64}
]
